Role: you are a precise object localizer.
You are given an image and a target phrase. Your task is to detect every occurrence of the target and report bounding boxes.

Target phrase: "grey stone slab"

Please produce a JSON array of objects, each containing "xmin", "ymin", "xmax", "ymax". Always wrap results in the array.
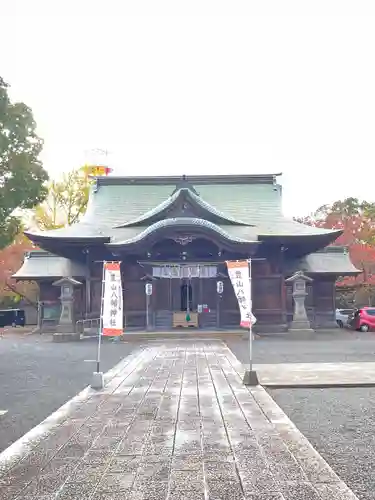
[
  {"xmin": 253, "ymin": 362, "xmax": 375, "ymax": 387},
  {"xmin": 56, "ymin": 481, "xmax": 97, "ymax": 499},
  {"xmin": 137, "ymin": 460, "xmax": 171, "ymax": 481},
  {"xmin": 174, "ymin": 431, "xmax": 202, "ymax": 454},
  {"xmin": 244, "ymin": 494, "xmax": 284, "ymax": 500},
  {"xmin": 279, "ymin": 481, "xmax": 322, "ymax": 500},
  {"xmin": 142, "ymin": 436, "xmax": 174, "ymax": 456},
  {"xmin": 90, "ymin": 435, "xmax": 123, "ymax": 452},
  {"xmin": 21, "ymin": 470, "xmax": 72, "ymax": 497},
  {"xmin": 117, "ymin": 439, "xmax": 146, "ymax": 455},
  {"xmin": 276, "ymin": 432, "xmax": 340, "ymax": 484},
  {"xmin": 207, "ymin": 479, "xmax": 245, "ymax": 500},
  {"xmin": 55, "ymin": 442, "xmax": 87, "ymax": 460},
  {"xmin": 171, "ymin": 454, "xmax": 204, "ymax": 471},
  {"xmin": 67, "ymin": 462, "xmax": 107, "ymax": 483},
  {"xmin": 169, "ymin": 472, "xmax": 205, "ymax": 494},
  {"xmin": 96, "ymin": 471, "xmax": 136, "ymax": 491},
  {"xmin": 170, "ymin": 469, "xmax": 203, "ymax": 483},
  {"xmin": 131, "ymin": 480, "xmax": 169, "ymax": 500},
  {"xmin": 82, "ymin": 448, "xmax": 114, "ymax": 465},
  {"xmin": 167, "ymin": 490, "xmax": 206, "ymax": 500},
  {"xmin": 203, "ymin": 440, "xmax": 231, "ymax": 454},
  {"xmin": 90, "ymin": 492, "xmax": 129, "ymax": 500},
  {"xmin": 150, "ymin": 424, "xmax": 176, "ymax": 437},
  {"xmin": 204, "ymin": 461, "xmax": 239, "ymax": 481},
  {"xmin": 0, "ymin": 481, "xmax": 24, "ymax": 500},
  {"xmin": 107, "ymin": 455, "xmax": 140, "ymax": 473},
  {"xmin": 313, "ymin": 482, "xmax": 359, "ymax": 499}
]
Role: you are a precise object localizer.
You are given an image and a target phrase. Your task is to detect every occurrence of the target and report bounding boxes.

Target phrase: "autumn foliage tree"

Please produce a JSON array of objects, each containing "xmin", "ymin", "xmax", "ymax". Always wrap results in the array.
[
  {"xmin": 296, "ymin": 197, "xmax": 375, "ymax": 305},
  {"xmin": 0, "ymin": 234, "xmax": 38, "ymax": 307},
  {"xmin": 31, "ymin": 167, "xmax": 91, "ymax": 230},
  {"xmin": 0, "ymin": 166, "xmax": 92, "ymax": 306}
]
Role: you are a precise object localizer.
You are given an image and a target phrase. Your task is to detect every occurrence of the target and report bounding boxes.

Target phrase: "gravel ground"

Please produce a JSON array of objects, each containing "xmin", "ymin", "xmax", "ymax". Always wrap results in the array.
[
  {"xmin": 226, "ymin": 329, "xmax": 375, "ymax": 364},
  {"xmin": 226, "ymin": 331, "xmax": 375, "ymax": 499},
  {"xmin": 270, "ymin": 388, "xmax": 375, "ymax": 500},
  {"xmin": 0, "ymin": 334, "xmax": 139, "ymax": 453}
]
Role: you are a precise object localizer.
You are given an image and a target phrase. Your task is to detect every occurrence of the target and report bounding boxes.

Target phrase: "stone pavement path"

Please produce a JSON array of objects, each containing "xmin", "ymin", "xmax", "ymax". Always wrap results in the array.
[
  {"xmin": 0, "ymin": 340, "xmax": 358, "ymax": 500},
  {"xmin": 250, "ymin": 361, "xmax": 375, "ymax": 387}
]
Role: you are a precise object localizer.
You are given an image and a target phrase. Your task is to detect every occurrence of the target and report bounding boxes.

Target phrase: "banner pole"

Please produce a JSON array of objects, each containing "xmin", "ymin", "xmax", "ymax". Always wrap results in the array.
[
  {"xmin": 242, "ymin": 258, "xmax": 258, "ymax": 386},
  {"xmin": 248, "ymin": 258, "xmax": 253, "ymax": 373},
  {"xmin": 97, "ymin": 260, "xmax": 106, "ymax": 373}
]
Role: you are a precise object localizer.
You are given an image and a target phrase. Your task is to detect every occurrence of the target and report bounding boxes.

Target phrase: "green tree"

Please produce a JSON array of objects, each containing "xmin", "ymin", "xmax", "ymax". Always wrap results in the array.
[
  {"xmin": 0, "ymin": 76, "xmax": 48, "ymax": 248},
  {"xmin": 32, "ymin": 167, "xmax": 91, "ymax": 230}
]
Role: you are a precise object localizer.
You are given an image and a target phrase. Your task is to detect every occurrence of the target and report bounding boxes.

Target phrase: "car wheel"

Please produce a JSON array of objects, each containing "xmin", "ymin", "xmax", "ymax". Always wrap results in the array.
[
  {"xmin": 360, "ymin": 324, "xmax": 370, "ymax": 332},
  {"xmin": 337, "ymin": 320, "xmax": 343, "ymax": 328}
]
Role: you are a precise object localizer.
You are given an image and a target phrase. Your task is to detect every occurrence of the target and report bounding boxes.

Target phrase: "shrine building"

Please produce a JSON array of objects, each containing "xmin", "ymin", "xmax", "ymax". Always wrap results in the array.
[{"xmin": 14, "ymin": 174, "xmax": 360, "ymax": 333}]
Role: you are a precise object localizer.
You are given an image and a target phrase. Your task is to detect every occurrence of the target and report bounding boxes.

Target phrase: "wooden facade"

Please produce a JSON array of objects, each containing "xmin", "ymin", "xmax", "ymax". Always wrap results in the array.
[{"xmin": 15, "ymin": 174, "xmax": 360, "ymax": 332}]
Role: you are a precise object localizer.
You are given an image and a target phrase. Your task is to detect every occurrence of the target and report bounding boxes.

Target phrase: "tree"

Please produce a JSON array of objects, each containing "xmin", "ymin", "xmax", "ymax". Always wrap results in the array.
[
  {"xmin": 295, "ymin": 198, "xmax": 375, "ymax": 246},
  {"xmin": 32, "ymin": 167, "xmax": 91, "ymax": 230},
  {"xmin": 296, "ymin": 198, "xmax": 375, "ymax": 305},
  {"xmin": 0, "ymin": 233, "xmax": 38, "ymax": 307},
  {"xmin": 0, "ymin": 77, "xmax": 48, "ymax": 248}
]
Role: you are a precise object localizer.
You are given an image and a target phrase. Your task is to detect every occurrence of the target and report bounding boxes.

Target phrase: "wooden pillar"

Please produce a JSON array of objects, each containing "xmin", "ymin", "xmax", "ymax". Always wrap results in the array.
[{"xmin": 84, "ymin": 249, "xmax": 91, "ymax": 317}]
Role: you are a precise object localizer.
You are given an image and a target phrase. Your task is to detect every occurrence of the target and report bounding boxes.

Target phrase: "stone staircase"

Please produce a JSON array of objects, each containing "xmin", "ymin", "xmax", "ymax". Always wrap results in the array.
[
  {"xmin": 200, "ymin": 311, "xmax": 218, "ymax": 329},
  {"xmin": 154, "ymin": 310, "xmax": 173, "ymax": 330}
]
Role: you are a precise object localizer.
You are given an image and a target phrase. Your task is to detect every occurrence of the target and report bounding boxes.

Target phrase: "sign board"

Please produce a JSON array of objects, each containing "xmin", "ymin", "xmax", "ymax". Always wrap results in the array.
[
  {"xmin": 145, "ymin": 283, "xmax": 153, "ymax": 296},
  {"xmin": 226, "ymin": 260, "xmax": 257, "ymax": 328},
  {"xmin": 152, "ymin": 264, "xmax": 217, "ymax": 279},
  {"xmin": 102, "ymin": 262, "xmax": 123, "ymax": 336}
]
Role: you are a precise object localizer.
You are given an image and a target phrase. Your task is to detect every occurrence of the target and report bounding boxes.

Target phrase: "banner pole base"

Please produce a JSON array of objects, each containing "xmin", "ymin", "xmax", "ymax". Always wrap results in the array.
[
  {"xmin": 243, "ymin": 370, "xmax": 259, "ymax": 386},
  {"xmin": 91, "ymin": 371, "xmax": 104, "ymax": 390}
]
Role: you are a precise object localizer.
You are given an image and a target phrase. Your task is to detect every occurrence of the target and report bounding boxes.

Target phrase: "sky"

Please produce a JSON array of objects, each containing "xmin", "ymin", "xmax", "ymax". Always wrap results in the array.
[{"xmin": 2, "ymin": 0, "xmax": 375, "ymax": 217}]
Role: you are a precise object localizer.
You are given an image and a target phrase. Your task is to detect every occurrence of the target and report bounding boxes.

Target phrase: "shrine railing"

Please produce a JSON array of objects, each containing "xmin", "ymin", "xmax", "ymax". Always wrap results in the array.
[{"xmin": 76, "ymin": 317, "xmax": 100, "ymax": 335}]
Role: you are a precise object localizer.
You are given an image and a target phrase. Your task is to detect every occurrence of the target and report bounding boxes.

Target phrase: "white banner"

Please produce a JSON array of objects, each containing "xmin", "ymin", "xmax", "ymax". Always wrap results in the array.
[
  {"xmin": 226, "ymin": 260, "xmax": 257, "ymax": 328},
  {"xmin": 102, "ymin": 262, "xmax": 123, "ymax": 336}
]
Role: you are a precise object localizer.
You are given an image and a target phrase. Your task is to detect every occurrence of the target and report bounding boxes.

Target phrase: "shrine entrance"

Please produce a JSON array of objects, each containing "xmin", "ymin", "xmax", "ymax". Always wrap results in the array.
[
  {"xmin": 180, "ymin": 283, "xmax": 193, "ymax": 312},
  {"xmin": 152, "ymin": 263, "xmax": 218, "ymax": 329}
]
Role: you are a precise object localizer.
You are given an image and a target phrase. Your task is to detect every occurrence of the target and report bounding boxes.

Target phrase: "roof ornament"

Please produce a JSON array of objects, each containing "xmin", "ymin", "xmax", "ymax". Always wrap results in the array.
[
  {"xmin": 171, "ymin": 174, "xmax": 200, "ymax": 196},
  {"xmin": 173, "ymin": 235, "xmax": 194, "ymax": 246}
]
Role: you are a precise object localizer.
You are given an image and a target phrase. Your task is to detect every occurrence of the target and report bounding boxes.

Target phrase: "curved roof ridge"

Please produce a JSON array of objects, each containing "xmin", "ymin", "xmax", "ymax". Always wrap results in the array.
[
  {"xmin": 114, "ymin": 187, "xmax": 251, "ymax": 228},
  {"xmin": 109, "ymin": 217, "xmax": 258, "ymax": 246}
]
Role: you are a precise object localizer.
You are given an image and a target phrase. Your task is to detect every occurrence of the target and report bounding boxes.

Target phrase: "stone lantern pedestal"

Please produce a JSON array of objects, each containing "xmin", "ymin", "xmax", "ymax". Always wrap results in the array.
[
  {"xmin": 285, "ymin": 271, "xmax": 314, "ymax": 334},
  {"xmin": 52, "ymin": 277, "xmax": 82, "ymax": 342}
]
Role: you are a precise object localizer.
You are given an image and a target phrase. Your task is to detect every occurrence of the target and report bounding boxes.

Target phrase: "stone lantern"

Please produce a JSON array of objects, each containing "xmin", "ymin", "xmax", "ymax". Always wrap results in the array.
[
  {"xmin": 52, "ymin": 277, "xmax": 82, "ymax": 342},
  {"xmin": 285, "ymin": 271, "xmax": 314, "ymax": 332}
]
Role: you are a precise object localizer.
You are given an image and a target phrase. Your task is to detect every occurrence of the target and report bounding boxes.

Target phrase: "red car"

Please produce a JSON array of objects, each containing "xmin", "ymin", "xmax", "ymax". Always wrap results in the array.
[{"xmin": 350, "ymin": 307, "xmax": 375, "ymax": 332}]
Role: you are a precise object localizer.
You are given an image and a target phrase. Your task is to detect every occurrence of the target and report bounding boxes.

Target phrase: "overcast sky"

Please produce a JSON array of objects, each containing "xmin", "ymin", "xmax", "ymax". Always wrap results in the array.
[{"xmin": 2, "ymin": 0, "xmax": 375, "ymax": 217}]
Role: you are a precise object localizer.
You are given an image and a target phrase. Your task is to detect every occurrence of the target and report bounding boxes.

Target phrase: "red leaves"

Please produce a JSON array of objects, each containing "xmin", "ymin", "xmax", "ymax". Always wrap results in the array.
[
  {"xmin": 337, "ymin": 243, "xmax": 375, "ymax": 287},
  {"xmin": 296, "ymin": 199, "xmax": 375, "ymax": 288},
  {"xmin": 0, "ymin": 235, "xmax": 37, "ymax": 304}
]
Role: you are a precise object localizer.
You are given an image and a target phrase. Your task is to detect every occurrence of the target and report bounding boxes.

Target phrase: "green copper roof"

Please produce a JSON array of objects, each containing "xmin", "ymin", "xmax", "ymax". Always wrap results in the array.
[
  {"xmin": 13, "ymin": 250, "xmax": 87, "ymax": 280},
  {"xmin": 115, "ymin": 187, "xmax": 250, "ymax": 227},
  {"xmin": 287, "ymin": 247, "xmax": 361, "ymax": 275},
  {"xmin": 109, "ymin": 218, "xmax": 258, "ymax": 247},
  {"xmin": 25, "ymin": 174, "xmax": 341, "ymax": 243}
]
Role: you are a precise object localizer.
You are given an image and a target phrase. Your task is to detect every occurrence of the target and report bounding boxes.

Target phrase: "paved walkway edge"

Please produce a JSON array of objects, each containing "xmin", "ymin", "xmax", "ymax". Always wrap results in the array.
[
  {"xmin": 244, "ymin": 361, "xmax": 375, "ymax": 388},
  {"xmin": 0, "ymin": 345, "xmax": 148, "ymax": 476},
  {"xmin": 223, "ymin": 345, "xmax": 360, "ymax": 499}
]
